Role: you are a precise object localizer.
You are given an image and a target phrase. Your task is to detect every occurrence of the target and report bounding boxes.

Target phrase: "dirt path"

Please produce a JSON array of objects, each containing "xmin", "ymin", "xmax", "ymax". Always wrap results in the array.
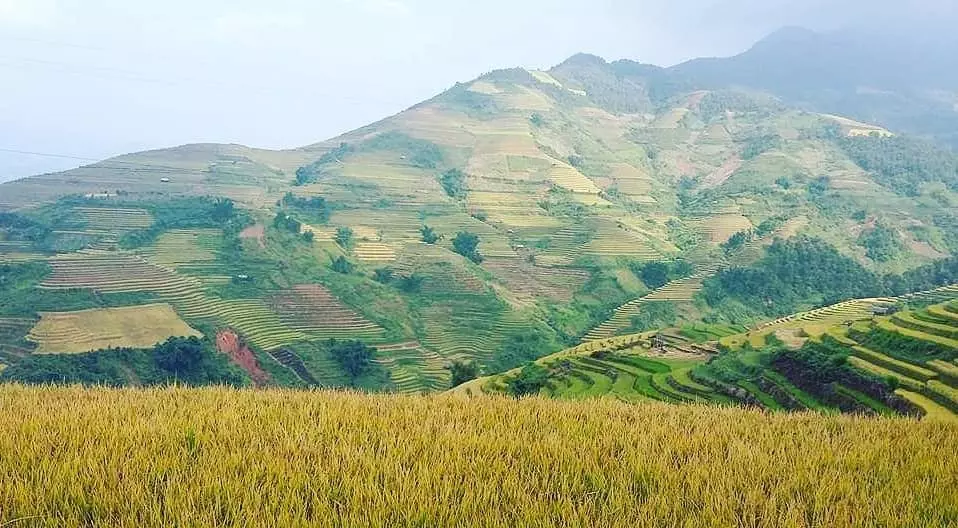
[{"xmin": 215, "ymin": 329, "xmax": 270, "ymax": 386}]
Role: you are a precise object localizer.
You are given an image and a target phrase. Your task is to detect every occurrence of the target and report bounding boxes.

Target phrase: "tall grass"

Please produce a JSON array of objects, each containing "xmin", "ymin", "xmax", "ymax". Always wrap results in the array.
[{"xmin": 0, "ymin": 385, "xmax": 955, "ymax": 527}]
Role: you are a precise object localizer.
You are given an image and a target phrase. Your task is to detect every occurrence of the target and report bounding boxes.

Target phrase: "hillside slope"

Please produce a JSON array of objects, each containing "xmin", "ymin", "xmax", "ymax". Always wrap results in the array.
[
  {"xmin": 1, "ymin": 51, "xmax": 956, "ymax": 392},
  {"xmin": 459, "ymin": 284, "xmax": 958, "ymax": 421}
]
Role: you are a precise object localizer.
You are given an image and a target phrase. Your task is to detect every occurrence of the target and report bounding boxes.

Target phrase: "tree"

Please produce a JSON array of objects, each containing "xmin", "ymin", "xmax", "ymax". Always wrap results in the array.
[
  {"xmin": 453, "ymin": 231, "xmax": 483, "ymax": 263},
  {"xmin": 373, "ymin": 267, "xmax": 394, "ymax": 284},
  {"xmin": 859, "ymin": 223, "xmax": 903, "ymax": 262},
  {"xmin": 507, "ymin": 364, "xmax": 549, "ymax": 397},
  {"xmin": 331, "ymin": 256, "xmax": 354, "ymax": 274},
  {"xmin": 335, "ymin": 226, "xmax": 354, "ymax": 249},
  {"xmin": 273, "ymin": 212, "xmax": 301, "ymax": 233},
  {"xmin": 154, "ymin": 336, "xmax": 205, "ymax": 376},
  {"xmin": 420, "ymin": 225, "xmax": 439, "ymax": 244},
  {"xmin": 439, "ymin": 169, "xmax": 467, "ymax": 199},
  {"xmin": 211, "ymin": 198, "xmax": 235, "ymax": 222},
  {"xmin": 302, "ymin": 230, "xmax": 315, "ymax": 244},
  {"xmin": 638, "ymin": 261, "xmax": 670, "ymax": 289},
  {"xmin": 327, "ymin": 339, "xmax": 375, "ymax": 383},
  {"xmin": 808, "ymin": 176, "xmax": 830, "ymax": 197},
  {"xmin": 397, "ymin": 273, "xmax": 424, "ymax": 293},
  {"xmin": 449, "ymin": 360, "xmax": 479, "ymax": 388},
  {"xmin": 722, "ymin": 230, "xmax": 753, "ymax": 253}
]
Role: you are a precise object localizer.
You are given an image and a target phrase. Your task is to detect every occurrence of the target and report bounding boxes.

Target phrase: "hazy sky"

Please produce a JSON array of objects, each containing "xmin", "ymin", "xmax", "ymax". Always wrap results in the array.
[{"xmin": 0, "ymin": 0, "xmax": 954, "ymax": 181}]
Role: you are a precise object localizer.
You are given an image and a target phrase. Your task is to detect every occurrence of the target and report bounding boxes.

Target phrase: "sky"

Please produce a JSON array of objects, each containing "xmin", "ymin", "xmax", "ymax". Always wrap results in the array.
[{"xmin": 0, "ymin": 0, "xmax": 954, "ymax": 181}]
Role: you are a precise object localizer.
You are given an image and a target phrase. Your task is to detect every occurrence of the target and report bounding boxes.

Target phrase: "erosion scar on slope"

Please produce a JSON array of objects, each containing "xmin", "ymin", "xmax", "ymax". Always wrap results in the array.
[{"xmin": 216, "ymin": 329, "xmax": 271, "ymax": 386}]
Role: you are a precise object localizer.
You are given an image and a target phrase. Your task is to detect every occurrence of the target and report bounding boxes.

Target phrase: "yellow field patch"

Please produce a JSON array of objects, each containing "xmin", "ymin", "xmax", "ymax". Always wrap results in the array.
[
  {"xmin": 467, "ymin": 81, "xmax": 502, "ymax": 94},
  {"xmin": 27, "ymin": 304, "xmax": 201, "ymax": 354},
  {"xmin": 652, "ymin": 108, "xmax": 689, "ymax": 129},
  {"xmin": 545, "ymin": 164, "xmax": 601, "ymax": 194},
  {"xmin": 498, "ymin": 86, "xmax": 553, "ymax": 111},
  {"xmin": 354, "ymin": 243, "xmax": 397, "ymax": 262},
  {"xmin": 693, "ymin": 214, "xmax": 754, "ymax": 244},
  {"xmin": 527, "ymin": 69, "xmax": 563, "ymax": 88},
  {"xmin": 388, "ymin": 106, "xmax": 477, "ymax": 148}
]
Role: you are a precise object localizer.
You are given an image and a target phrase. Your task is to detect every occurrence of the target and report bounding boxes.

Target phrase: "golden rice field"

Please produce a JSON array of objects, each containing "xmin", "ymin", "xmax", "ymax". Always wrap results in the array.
[
  {"xmin": 0, "ymin": 386, "xmax": 956, "ymax": 528},
  {"xmin": 26, "ymin": 304, "xmax": 201, "ymax": 354}
]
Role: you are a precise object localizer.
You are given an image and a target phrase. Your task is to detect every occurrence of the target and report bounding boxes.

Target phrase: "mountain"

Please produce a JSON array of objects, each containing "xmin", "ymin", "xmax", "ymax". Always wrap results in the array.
[
  {"xmin": 1, "ymin": 33, "xmax": 957, "ymax": 393},
  {"xmin": 666, "ymin": 26, "xmax": 958, "ymax": 147}
]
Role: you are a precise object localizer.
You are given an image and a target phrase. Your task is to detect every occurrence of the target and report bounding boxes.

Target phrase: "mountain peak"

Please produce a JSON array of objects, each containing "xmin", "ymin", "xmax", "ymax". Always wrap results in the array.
[{"xmin": 555, "ymin": 53, "xmax": 608, "ymax": 69}]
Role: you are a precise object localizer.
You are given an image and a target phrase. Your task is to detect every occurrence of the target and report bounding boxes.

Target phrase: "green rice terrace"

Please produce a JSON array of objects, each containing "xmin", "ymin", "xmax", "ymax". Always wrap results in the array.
[
  {"xmin": 0, "ymin": 55, "xmax": 956, "ymax": 402},
  {"xmin": 455, "ymin": 286, "xmax": 958, "ymax": 422}
]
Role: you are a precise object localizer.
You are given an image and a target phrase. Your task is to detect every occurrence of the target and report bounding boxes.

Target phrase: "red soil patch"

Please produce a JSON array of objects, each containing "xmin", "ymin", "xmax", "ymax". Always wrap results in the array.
[
  {"xmin": 216, "ymin": 329, "xmax": 270, "ymax": 386},
  {"xmin": 240, "ymin": 224, "xmax": 266, "ymax": 248}
]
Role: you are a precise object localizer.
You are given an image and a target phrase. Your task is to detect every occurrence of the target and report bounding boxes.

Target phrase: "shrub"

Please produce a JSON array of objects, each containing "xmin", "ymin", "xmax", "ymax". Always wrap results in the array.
[{"xmin": 453, "ymin": 232, "xmax": 483, "ymax": 263}]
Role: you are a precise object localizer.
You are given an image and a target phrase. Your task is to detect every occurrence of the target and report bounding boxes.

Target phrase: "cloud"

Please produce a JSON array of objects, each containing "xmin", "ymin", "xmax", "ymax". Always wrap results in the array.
[{"xmin": 0, "ymin": 0, "xmax": 59, "ymax": 29}]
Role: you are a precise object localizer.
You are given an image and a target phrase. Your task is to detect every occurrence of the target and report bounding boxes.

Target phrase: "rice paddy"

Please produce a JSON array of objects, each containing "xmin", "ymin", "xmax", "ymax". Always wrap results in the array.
[
  {"xmin": 27, "ymin": 304, "xmax": 201, "ymax": 354},
  {"xmin": 0, "ymin": 385, "xmax": 954, "ymax": 527}
]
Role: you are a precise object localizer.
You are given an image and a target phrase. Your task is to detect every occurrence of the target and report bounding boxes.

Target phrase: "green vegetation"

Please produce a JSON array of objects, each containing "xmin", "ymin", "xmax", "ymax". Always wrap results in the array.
[
  {"xmin": 420, "ymin": 225, "xmax": 439, "ymax": 244},
  {"xmin": 280, "ymin": 192, "xmax": 332, "ymax": 223},
  {"xmin": 449, "ymin": 359, "xmax": 479, "ymax": 387},
  {"xmin": 629, "ymin": 259, "xmax": 692, "ymax": 289},
  {"xmin": 452, "ymin": 231, "xmax": 483, "ymax": 263},
  {"xmin": 703, "ymin": 236, "xmax": 881, "ymax": 317},
  {"xmin": 296, "ymin": 142, "xmax": 353, "ymax": 185},
  {"xmin": 0, "ymin": 336, "xmax": 246, "ymax": 386},
  {"xmin": 118, "ymin": 197, "xmax": 249, "ymax": 249},
  {"xmin": 439, "ymin": 168, "xmax": 467, "ymax": 199},
  {"xmin": 859, "ymin": 222, "xmax": 904, "ymax": 262},
  {"xmin": 327, "ymin": 339, "xmax": 376, "ymax": 385},
  {"xmin": 362, "ymin": 131, "xmax": 444, "ymax": 169},
  {"xmin": 836, "ymin": 134, "xmax": 958, "ymax": 196},
  {"xmin": 335, "ymin": 226, "xmax": 354, "ymax": 249},
  {"xmin": 627, "ymin": 302, "xmax": 677, "ymax": 332},
  {"xmin": 471, "ymin": 294, "xmax": 958, "ymax": 421}
]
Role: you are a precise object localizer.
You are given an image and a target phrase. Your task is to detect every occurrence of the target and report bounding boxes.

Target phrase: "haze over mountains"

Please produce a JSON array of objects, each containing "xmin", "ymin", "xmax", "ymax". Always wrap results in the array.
[{"xmin": 3, "ymin": 22, "xmax": 958, "ymax": 183}]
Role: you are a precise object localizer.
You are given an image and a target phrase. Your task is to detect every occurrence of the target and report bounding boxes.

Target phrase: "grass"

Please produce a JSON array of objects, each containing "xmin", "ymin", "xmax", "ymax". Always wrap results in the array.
[
  {"xmin": 0, "ymin": 385, "xmax": 955, "ymax": 527},
  {"xmin": 27, "ymin": 304, "xmax": 201, "ymax": 354}
]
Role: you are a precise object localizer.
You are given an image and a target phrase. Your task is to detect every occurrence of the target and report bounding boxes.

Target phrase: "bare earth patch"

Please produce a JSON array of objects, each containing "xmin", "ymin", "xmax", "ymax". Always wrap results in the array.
[
  {"xmin": 216, "ymin": 329, "xmax": 270, "ymax": 386},
  {"xmin": 239, "ymin": 224, "xmax": 266, "ymax": 248}
]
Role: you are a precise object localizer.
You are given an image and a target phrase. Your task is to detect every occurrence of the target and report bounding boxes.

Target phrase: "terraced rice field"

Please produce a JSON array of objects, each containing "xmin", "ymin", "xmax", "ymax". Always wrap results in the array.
[
  {"xmin": 532, "ymin": 224, "xmax": 592, "ymax": 266},
  {"xmin": 419, "ymin": 304, "xmax": 536, "ymax": 367},
  {"xmin": 39, "ymin": 254, "xmax": 373, "ymax": 351},
  {"xmin": 482, "ymin": 258, "xmax": 589, "ymax": 303},
  {"xmin": 374, "ymin": 341, "xmax": 449, "ymax": 393},
  {"xmin": 581, "ymin": 226, "xmax": 661, "ymax": 260},
  {"xmin": 584, "ymin": 266, "xmax": 721, "ymax": 341},
  {"xmin": 27, "ymin": 304, "xmax": 200, "ymax": 354},
  {"xmin": 72, "ymin": 207, "xmax": 154, "ymax": 250},
  {"xmin": 457, "ymin": 331, "xmax": 723, "ymax": 405},
  {"xmin": 268, "ymin": 285, "xmax": 386, "ymax": 341},
  {"xmin": 353, "ymin": 242, "xmax": 397, "ymax": 263},
  {"xmin": 533, "ymin": 353, "xmax": 725, "ymax": 404},
  {"xmin": 0, "ymin": 317, "xmax": 37, "ymax": 357},
  {"xmin": 142, "ymin": 229, "xmax": 221, "ymax": 272},
  {"xmin": 689, "ymin": 214, "xmax": 753, "ymax": 244},
  {"xmin": 840, "ymin": 300, "xmax": 958, "ymax": 419}
]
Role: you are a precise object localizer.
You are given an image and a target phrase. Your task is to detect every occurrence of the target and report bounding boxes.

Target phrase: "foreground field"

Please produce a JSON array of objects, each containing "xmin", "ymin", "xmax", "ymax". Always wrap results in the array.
[{"xmin": 0, "ymin": 386, "xmax": 956, "ymax": 527}]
